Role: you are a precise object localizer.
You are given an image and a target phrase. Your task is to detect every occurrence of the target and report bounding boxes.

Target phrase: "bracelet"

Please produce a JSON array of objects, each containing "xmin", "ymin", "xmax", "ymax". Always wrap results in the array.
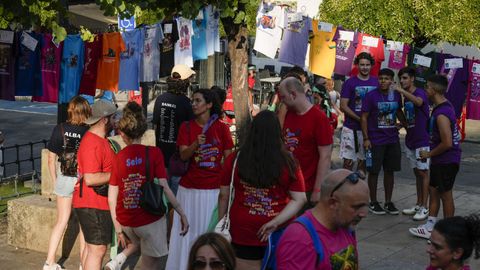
[{"xmin": 313, "ymin": 188, "xmax": 321, "ymax": 193}]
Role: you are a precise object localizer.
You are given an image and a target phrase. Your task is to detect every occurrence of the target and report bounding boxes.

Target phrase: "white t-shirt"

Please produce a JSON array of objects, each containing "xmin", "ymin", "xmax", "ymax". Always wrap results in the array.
[
  {"xmin": 174, "ymin": 17, "xmax": 194, "ymax": 67},
  {"xmin": 253, "ymin": 3, "xmax": 286, "ymax": 59},
  {"xmin": 205, "ymin": 5, "xmax": 221, "ymax": 55},
  {"xmin": 140, "ymin": 24, "xmax": 164, "ymax": 82}
]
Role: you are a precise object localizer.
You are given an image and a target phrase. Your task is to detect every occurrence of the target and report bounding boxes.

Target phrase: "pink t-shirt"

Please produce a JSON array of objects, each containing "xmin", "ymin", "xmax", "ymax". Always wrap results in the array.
[
  {"xmin": 34, "ymin": 33, "xmax": 62, "ymax": 103},
  {"xmin": 388, "ymin": 44, "xmax": 410, "ymax": 70},
  {"xmin": 277, "ymin": 210, "xmax": 358, "ymax": 270}
]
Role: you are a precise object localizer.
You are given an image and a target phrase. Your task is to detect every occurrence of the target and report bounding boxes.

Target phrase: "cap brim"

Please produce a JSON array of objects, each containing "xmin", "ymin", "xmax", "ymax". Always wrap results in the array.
[{"xmin": 84, "ymin": 116, "xmax": 102, "ymax": 125}]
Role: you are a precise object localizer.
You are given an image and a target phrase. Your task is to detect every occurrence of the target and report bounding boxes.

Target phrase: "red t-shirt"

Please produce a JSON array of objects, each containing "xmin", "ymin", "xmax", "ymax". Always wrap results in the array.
[
  {"xmin": 109, "ymin": 145, "xmax": 166, "ymax": 227},
  {"xmin": 220, "ymin": 152, "xmax": 305, "ymax": 246},
  {"xmin": 79, "ymin": 34, "xmax": 102, "ymax": 96},
  {"xmin": 73, "ymin": 131, "xmax": 115, "ymax": 210},
  {"xmin": 283, "ymin": 106, "xmax": 333, "ymax": 191},
  {"xmin": 177, "ymin": 120, "xmax": 234, "ymax": 189},
  {"xmin": 248, "ymin": 76, "xmax": 255, "ymax": 89},
  {"xmin": 350, "ymin": 33, "xmax": 385, "ymax": 77}
]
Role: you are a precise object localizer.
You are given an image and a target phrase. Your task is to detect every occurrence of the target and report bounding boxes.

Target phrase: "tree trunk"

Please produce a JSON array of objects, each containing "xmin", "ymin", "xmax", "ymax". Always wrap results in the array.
[{"xmin": 228, "ymin": 25, "xmax": 250, "ymax": 144}]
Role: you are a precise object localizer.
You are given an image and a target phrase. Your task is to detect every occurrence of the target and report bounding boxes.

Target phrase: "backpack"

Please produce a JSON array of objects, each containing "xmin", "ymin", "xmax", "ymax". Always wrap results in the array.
[
  {"xmin": 58, "ymin": 124, "xmax": 78, "ymax": 177},
  {"xmin": 261, "ymin": 215, "xmax": 325, "ymax": 270}
]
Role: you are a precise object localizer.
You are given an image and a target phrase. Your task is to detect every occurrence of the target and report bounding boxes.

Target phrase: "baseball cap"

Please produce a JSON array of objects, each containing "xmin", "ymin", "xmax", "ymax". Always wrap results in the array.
[
  {"xmin": 248, "ymin": 65, "xmax": 256, "ymax": 71},
  {"xmin": 171, "ymin": 64, "xmax": 196, "ymax": 80},
  {"xmin": 85, "ymin": 100, "xmax": 117, "ymax": 125}
]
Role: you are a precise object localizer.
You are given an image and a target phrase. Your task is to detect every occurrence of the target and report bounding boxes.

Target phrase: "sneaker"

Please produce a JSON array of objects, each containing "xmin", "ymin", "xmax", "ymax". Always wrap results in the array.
[
  {"xmin": 402, "ymin": 205, "xmax": 420, "ymax": 215},
  {"xmin": 369, "ymin": 201, "xmax": 386, "ymax": 215},
  {"xmin": 409, "ymin": 224, "xmax": 432, "ymax": 239},
  {"xmin": 413, "ymin": 207, "xmax": 429, "ymax": 221},
  {"xmin": 43, "ymin": 262, "xmax": 62, "ymax": 270},
  {"xmin": 104, "ymin": 256, "xmax": 125, "ymax": 270},
  {"xmin": 384, "ymin": 202, "xmax": 399, "ymax": 215}
]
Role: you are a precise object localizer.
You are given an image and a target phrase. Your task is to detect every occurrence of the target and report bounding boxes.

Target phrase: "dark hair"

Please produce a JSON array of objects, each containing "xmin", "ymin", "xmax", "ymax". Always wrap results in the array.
[
  {"xmin": 67, "ymin": 96, "xmax": 91, "ymax": 125},
  {"xmin": 193, "ymin": 88, "xmax": 222, "ymax": 116},
  {"xmin": 166, "ymin": 76, "xmax": 190, "ymax": 95},
  {"xmin": 427, "ymin": 74, "xmax": 449, "ymax": 94},
  {"xmin": 434, "ymin": 214, "xmax": 480, "ymax": 263},
  {"xmin": 354, "ymin": 52, "xmax": 375, "ymax": 65},
  {"xmin": 282, "ymin": 71, "xmax": 303, "ymax": 81},
  {"xmin": 313, "ymin": 83, "xmax": 333, "ymax": 116},
  {"xmin": 398, "ymin": 67, "xmax": 416, "ymax": 78},
  {"xmin": 288, "ymin": 66, "xmax": 307, "ymax": 77},
  {"xmin": 237, "ymin": 110, "xmax": 297, "ymax": 188},
  {"xmin": 210, "ymin": 86, "xmax": 226, "ymax": 105},
  {"xmin": 118, "ymin": 102, "xmax": 147, "ymax": 140},
  {"xmin": 378, "ymin": 68, "xmax": 394, "ymax": 78},
  {"xmin": 187, "ymin": 233, "xmax": 236, "ymax": 270}
]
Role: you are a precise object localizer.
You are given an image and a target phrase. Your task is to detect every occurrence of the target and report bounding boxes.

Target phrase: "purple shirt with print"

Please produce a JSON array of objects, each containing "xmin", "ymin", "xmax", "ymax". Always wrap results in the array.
[
  {"xmin": 405, "ymin": 88, "xmax": 430, "ymax": 149},
  {"xmin": 341, "ymin": 76, "xmax": 379, "ymax": 130},
  {"xmin": 333, "ymin": 28, "xmax": 358, "ymax": 76},
  {"xmin": 362, "ymin": 89, "xmax": 402, "ymax": 146},
  {"xmin": 430, "ymin": 101, "xmax": 462, "ymax": 165},
  {"xmin": 278, "ymin": 17, "xmax": 312, "ymax": 67}
]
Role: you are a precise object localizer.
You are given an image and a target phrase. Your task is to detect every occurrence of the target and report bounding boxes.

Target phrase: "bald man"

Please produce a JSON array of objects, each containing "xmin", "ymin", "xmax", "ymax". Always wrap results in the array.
[
  {"xmin": 277, "ymin": 77, "xmax": 333, "ymax": 206},
  {"xmin": 277, "ymin": 169, "xmax": 369, "ymax": 270}
]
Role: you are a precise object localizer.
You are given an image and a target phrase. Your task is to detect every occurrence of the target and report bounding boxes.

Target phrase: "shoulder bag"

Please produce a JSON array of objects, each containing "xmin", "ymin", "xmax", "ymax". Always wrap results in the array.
[{"xmin": 140, "ymin": 146, "xmax": 167, "ymax": 216}]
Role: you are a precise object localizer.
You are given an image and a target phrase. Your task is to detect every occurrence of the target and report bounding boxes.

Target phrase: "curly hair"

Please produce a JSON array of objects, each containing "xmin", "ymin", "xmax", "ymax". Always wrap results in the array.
[
  {"xmin": 166, "ymin": 76, "xmax": 190, "ymax": 95},
  {"xmin": 354, "ymin": 52, "xmax": 375, "ymax": 65},
  {"xmin": 117, "ymin": 102, "xmax": 147, "ymax": 140}
]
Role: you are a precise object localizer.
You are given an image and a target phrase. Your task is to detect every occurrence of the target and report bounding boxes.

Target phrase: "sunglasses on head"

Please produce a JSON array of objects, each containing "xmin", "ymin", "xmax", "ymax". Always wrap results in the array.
[
  {"xmin": 193, "ymin": 260, "xmax": 226, "ymax": 270},
  {"xmin": 330, "ymin": 171, "xmax": 365, "ymax": 197}
]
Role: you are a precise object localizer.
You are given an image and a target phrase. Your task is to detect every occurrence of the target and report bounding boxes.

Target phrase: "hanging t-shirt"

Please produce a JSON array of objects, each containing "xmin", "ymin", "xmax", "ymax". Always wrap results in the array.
[
  {"xmin": 436, "ymin": 53, "xmax": 469, "ymax": 118},
  {"xmin": 362, "ymin": 89, "xmax": 402, "ymax": 146},
  {"xmin": 159, "ymin": 21, "xmax": 179, "ymax": 78},
  {"xmin": 466, "ymin": 60, "xmax": 480, "ymax": 120},
  {"xmin": 350, "ymin": 33, "xmax": 385, "ymax": 77},
  {"xmin": 278, "ymin": 16, "xmax": 312, "ymax": 67},
  {"xmin": 404, "ymin": 88, "xmax": 430, "ymax": 150},
  {"xmin": 119, "ymin": 29, "xmax": 143, "ymax": 90},
  {"xmin": 192, "ymin": 12, "xmax": 208, "ymax": 61},
  {"xmin": 174, "ymin": 17, "xmax": 194, "ymax": 67},
  {"xmin": 387, "ymin": 42, "xmax": 410, "ymax": 70},
  {"xmin": 341, "ymin": 76, "xmax": 380, "ymax": 130},
  {"xmin": 430, "ymin": 101, "xmax": 461, "ymax": 165},
  {"xmin": 407, "ymin": 47, "xmax": 437, "ymax": 89},
  {"xmin": 141, "ymin": 24, "xmax": 164, "ymax": 82},
  {"xmin": 96, "ymin": 32, "xmax": 125, "ymax": 92},
  {"xmin": 205, "ymin": 5, "xmax": 221, "ymax": 55},
  {"xmin": 333, "ymin": 28, "xmax": 358, "ymax": 76},
  {"xmin": 79, "ymin": 34, "xmax": 102, "ymax": 96},
  {"xmin": 15, "ymin": 31, "xmax": 43, "ymax": 96},
  {"xmin": 253, "ymin": 3, "xmax": 286, "ymax": 59},
  {"xmin": 34, "ymin": 33, "xmax": 62, "ymax": 103},
  {"xmin": 59, "ymin": 35, "xmax": 84, "ymax": 104},
  {"xmin": 309, "ymin": 21, "xmax": 336, "ymax": 78},
  {"xmin": 0, "ymin": 32, "xmax": 16, "ymax": 101}
]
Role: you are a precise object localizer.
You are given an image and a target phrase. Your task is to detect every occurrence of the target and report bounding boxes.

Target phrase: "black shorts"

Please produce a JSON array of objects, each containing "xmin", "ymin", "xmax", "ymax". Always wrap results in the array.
[
  {"xmin": 430, "ymin": 163, "xmax": 459, "ymax": 192},
  {"xmin": 368, "ymin": 142, "xmax": 402, "ymax": 174},
  {"xmin": 74, "ymin": 208, "xmax": 113, "ymax": 245},
  {"xmin": 232, "ymin": 243, "xmax": 266, "ymax": 260}
]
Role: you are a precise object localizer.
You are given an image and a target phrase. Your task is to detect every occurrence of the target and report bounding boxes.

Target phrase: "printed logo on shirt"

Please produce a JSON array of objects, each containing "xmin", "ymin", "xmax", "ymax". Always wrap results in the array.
[
  {"xmin": 404, "ymin": 101, "xmax": 415, "ymax": 128},
  {"xmin": 84, "ymin": 48, "xmax": 94, "ymax": 75},
  {"xmin": 194, "ymin": 140, "xmax": 220, "ymax": 168},
  {"xmin": 453, "ymin": 124, "xmax": 461, "ymax": 146},
  {"xmin": 106, "ymin": 48, "xmax": 116, "ymax": 58},
  {"xmin": 284, "ymin": 128, "xmax": 300, "ymax": 153},
  {"xmin": 68, "ymin": 53, "xmax": 78, "ymax": 67},
  {"xmin": 122, "ymin": 173, "xmax": 143, "ymax": 209},
  {"xmin": 287, "ymin": 20, "xmax": 305, "ymax": 33},
  {"xmin": 120, "ymin": 44, "xmax": 135, "ymax": 59},
  {"xmin": 259, "ymin": 15, "xmax": 276, "ymax": 29},
  {"xmin": 242, "ymin": 181, "xmax": 278, "ymax": 217},
  {"xmin": 337, "ymin": 40, "xmax": 351, "ymax": 54},
  {"xmin": 392, "ymin": 50, "xmax": 404, "ymax": 64},
  {"xmin": 353, "ymin": 86, "xmax": 376, "ymax": 111},
  {"xmin": 44, "ymin": 47, "xmax": 56, "ymax": 70},
  {"xmin": 179, "ymin": 25, "xmax": 191, "ymax": 51},
  {"xmin": 126, "ymin": 156, "xmax": 143, "ymax": 167},
  {"xmin": 377, "ymin": 101, "xmax": 399, "ymax": 129},
  {"xmin": 329, "ymin": 244, "xmax": 358, "ymax": 270}
]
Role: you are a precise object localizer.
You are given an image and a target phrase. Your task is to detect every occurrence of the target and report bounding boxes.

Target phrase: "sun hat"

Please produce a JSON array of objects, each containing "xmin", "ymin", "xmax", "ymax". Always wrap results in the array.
[
  {"xmin": 171, "ymin": 64, "xmax": 196, "ymax": 80},
  {"xmin": 85, "ymin": 99, "xmax": 117, "ymax": 125}
]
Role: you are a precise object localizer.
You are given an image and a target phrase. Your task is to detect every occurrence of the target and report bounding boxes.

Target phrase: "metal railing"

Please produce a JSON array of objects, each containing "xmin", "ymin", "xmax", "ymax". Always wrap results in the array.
[{"xmin": 0, "ymin": 139, "xmax": 48, "ymax": 181}]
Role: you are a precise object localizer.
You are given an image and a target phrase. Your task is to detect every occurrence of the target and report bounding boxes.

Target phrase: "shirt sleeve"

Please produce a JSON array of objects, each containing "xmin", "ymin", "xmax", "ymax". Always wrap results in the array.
[
  {"xmin": 277, "ymin": 223, "xmax": 318, "ymax": 270},
  {"xmin": 314, "ymin": 109, "xmax": 334, "ymax": 146},
  {"xmin": 176, "ymin": 121, "xmax": 189, "ymax": 147},
  {"xmin": 109, "ymin": 154, "xmax": 119, "ymax": 186},
  {"xmin": 47, "ymin": 124, "xmax": 63, "ymax": 155},
  {"xmin": 340, "ymin": 79, "xmax": 352, "ymax": 99},
  {"xmin": 102, "ymin": 141, "xmax": 115, "ymax": 173}
]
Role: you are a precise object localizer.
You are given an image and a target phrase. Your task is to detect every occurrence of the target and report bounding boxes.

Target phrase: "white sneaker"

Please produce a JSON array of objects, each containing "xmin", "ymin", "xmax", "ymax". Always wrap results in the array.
[
  {"xmin": 402, "ymin": 205, "xmax": 419, "ymax": 215},
  {"xmin": 409, "ymin": 224, "xmax": 432, "ymax": 239},
  {"xmin": 413, "ymin": 207, "xmax": 429, "ymax": 221},
  {"xmin": 43, "ymin": 262, "xmax": 62, "ymax": 270},
  {"xmin": 104, "ymin": 257, "xmax": 125, "ymax": 270}
]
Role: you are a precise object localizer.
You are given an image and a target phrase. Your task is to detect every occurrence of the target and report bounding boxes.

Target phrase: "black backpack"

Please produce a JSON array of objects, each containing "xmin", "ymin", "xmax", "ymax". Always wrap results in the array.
[{"xmin": 58, "ymin": 124, "xmax": 78, "ymax": 177}]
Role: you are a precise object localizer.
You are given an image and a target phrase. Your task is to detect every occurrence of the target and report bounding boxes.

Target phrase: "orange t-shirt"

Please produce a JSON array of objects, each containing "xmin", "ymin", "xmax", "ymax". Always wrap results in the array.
[
  {"xmin": 309, "ymin": 21, "xmax": 337, "ymax": 78},
  {"xmin": 96, "ymin": 32, "xmax": 126, "ymax": 92}
]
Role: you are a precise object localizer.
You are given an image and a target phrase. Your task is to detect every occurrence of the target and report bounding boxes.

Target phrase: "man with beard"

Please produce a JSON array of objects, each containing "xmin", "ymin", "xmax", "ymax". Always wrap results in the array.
[
  {"xmin": 340, "ymin": 52, "xmax": 379, "ymax": 174},
  {"xmin": 73, "ymin": 100, "xmax": 117, "ymax": 270},
  {"xmin": 276, "ymin": 169, "xmax": 369, "ymax": 269}
]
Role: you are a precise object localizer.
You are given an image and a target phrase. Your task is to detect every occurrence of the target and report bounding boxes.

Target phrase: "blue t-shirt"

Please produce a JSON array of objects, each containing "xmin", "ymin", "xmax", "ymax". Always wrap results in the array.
[
  {"xmin": 119, "ymin": 29, "xmax": 144, "ymax": 90},
  {"xmin": 278, "ymin": 17, "xmax": 312, "ymax": 67},
  {"xmin": 192, "ymin": 11, "xmax": 208, "ymax": 61},
  {"xmin": 59, "ymin": 35, "xmax": 84, "ymax": 104},
  {"xmin": 15, "ymin": 31, "xmax": 43, "ymax": 96}
]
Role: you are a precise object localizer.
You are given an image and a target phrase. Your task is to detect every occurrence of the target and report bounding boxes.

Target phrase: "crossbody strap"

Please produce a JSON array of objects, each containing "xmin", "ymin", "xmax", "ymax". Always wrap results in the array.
[
  {"xmin": 225, "ymin": 151, "xmax": 240, "ymax": 221},
  {"xmin": 296, "ymin": 215, "xmax": 325, "ymax": 265}
]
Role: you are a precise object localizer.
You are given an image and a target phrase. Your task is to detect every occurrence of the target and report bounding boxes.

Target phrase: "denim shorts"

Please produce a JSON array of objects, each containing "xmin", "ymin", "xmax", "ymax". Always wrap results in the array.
[{"xmin": 54, "ymin": 174, "xmax": 77, "ymax": 197}]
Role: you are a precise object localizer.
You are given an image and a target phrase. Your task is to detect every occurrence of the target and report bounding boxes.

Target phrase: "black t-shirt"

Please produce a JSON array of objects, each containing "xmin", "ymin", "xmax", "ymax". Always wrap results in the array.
[
  {"xmin": 159, "ymin": 20, "xmax": 179, "ymax": 78},
  {"xmin": 152, "ymin": 92, "xmax": 193, "ymax": 166},
  {"xmin": 47, "ymin": 123, "xmax": 89, "ymax": 156}
]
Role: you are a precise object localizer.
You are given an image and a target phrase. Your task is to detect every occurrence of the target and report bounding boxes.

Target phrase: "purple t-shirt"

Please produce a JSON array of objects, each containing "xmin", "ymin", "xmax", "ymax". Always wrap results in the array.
[
  {"xmin": 405, "ymin": 88, "xmax": 430, "ymax": 149},
  {"xmin": 362, "ymin": 89, "xmax": 402, "ymax": 146},
  {"xmin": 333, "ymin": 28, "xmax": 358, "ymax": 76},
  {"xmin": 436, "ymin": 53, "xmax": 469, "ymax": 118},
  {"xmin": 429, "ymin": 102, "xmax": 462, "ymax": 165},
  {"xmin": 341, "ymin": 76, "xmax": 379, "ymax": 130},
  {"xmin": 278, "ymin": 17, "xmax": 312, "ymax": 67}
]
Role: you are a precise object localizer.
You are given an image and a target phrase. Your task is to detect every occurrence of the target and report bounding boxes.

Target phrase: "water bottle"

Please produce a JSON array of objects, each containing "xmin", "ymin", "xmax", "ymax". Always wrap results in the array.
[{"xmin": 365, "ymin": 149, "xmax": 373, "ymax": 169}]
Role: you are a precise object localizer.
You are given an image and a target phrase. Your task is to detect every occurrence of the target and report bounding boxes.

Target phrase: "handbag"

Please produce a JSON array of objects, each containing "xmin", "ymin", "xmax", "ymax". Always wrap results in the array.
[
  {"xmin": 168, "ymin": 121, "xmax": 190, "ymax": 176},
  {"xmin": 214, "ymin": 152, "xmax": 240, "ymax": 242},
  {"xmin": 140, "ymin": 146, "xmax": 167, "ymax": 216}
]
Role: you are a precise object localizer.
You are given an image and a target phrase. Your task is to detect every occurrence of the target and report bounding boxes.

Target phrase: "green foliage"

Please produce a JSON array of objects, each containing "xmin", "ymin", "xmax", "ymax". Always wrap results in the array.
[{"xmin": 319, "ymin": 0, "xmax": 480, "ymax": 46}]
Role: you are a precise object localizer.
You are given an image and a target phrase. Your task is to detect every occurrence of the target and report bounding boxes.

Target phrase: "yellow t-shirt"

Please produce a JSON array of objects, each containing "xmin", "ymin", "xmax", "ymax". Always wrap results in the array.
[{"xmin": 309, "ymin": 21, "xmax": 336, "ymax": 78}]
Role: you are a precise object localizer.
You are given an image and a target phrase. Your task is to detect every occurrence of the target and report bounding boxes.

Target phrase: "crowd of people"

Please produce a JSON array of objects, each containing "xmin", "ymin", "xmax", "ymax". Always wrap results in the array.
[{"xmin": 42, "ymin": 58, "xmax": 480, "ymax": 270}]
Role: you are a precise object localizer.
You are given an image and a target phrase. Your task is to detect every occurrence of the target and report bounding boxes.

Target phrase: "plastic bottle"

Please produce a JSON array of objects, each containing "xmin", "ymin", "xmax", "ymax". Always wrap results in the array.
[{"xmin": 365, "ymin": 149, "xmax": 373, "ymax": 169}]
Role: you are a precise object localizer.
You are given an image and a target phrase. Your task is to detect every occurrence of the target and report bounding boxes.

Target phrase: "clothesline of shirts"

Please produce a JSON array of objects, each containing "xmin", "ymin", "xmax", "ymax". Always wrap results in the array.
[
  {"xmin": 253, "ymin": 1, "xmax": 480, "ymax": 121},
  {"xmin": 0, "ymin": 5, "xmax": 221, "ymax": 104}
]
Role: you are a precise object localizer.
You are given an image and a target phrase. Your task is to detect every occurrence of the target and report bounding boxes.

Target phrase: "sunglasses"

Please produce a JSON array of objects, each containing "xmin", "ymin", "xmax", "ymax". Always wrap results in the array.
[
  {"xmin": 330, "ymin": 171, "xmax": 365, "ymax": 197},
  {"xmin": 193, "ymin": 260, "xmax": 226, "ymax": 270}
]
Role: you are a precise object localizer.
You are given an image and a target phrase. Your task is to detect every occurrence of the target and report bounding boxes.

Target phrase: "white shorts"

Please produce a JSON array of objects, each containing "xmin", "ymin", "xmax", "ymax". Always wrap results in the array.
[
  {"xmin": 122, "ymin": 216, "xmax": 168, "ymax": 258},
  {"xmin": 339, "ymin": 126, "xmax": 365, "ymax": 161},
  {"xmin": 405, "ymin": 146, "xmax": 430, "ymax": 170}
]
